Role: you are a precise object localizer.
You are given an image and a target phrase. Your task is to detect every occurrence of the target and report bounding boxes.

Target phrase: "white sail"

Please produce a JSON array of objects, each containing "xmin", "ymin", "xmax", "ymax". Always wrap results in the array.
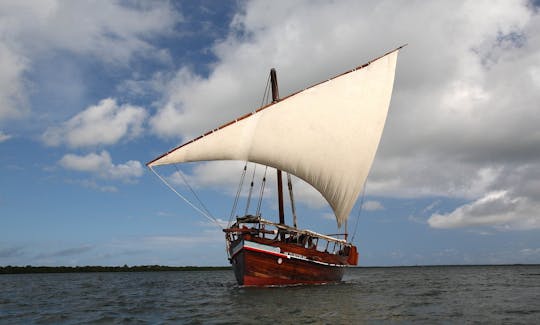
[{"xmin": 148, "ymin": 48, "xmax": 400, "ymax": 226}]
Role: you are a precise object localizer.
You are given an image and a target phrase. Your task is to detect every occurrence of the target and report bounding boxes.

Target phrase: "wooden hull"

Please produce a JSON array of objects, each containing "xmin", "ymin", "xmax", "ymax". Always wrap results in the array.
[{"xmin": 229, "ymin": 239, "xmax": 347, "ymax": 286}]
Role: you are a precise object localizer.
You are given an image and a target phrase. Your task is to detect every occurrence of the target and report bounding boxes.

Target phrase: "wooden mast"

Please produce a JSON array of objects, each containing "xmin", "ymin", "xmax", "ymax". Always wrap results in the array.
[{"xmin": 270, "ymin": 68, "xmax": 285, "ymax": 225}]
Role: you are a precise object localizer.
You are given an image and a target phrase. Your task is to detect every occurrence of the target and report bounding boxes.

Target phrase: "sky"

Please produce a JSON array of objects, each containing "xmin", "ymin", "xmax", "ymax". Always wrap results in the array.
[{"xmin": 1, "ymin": 0, "xmax": 540, "ymax": 267}]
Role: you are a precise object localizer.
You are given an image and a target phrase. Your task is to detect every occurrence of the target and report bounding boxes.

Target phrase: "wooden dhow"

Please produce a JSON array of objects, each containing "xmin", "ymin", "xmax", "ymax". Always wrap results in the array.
[{"xmin": 147, "ymin": 46, "xmax": 403, "ymax": 286}]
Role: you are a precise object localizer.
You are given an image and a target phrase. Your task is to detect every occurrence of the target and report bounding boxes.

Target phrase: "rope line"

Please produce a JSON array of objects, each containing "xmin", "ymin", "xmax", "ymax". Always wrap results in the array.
[
  {"xmin": 350, "ymin": 181, "xmax": 367, "ymax": 243},
  {"xmin": 149, "ymin": 167, "xmax": 222, "ymax": 229},
  {"xmin": 229, "ymin": 163, "xmax": 248, "ymax": 226},
  {"xmin": 260, "ymin": 73, "xmax": 272, "ymax": 109},
  {"xmin": 255, "ymin": 166, "xmax": 268, "ymax": 216},
  {"xmin": 244, "ymin": 164, "xmax": 257, "ymax": 216},
  {"xmin": 287, "ymin": 173, "xmax": 298, "ymax": 228},
  {"xmin": 174, "ymin": 164, "xmax": 214, "ymax": 220}
]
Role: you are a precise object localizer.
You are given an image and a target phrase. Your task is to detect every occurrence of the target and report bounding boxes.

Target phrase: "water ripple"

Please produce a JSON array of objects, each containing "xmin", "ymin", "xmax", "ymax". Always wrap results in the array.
[{"xmin": 0, "ymin": 266, "xmax": 539, "ymax": 324}]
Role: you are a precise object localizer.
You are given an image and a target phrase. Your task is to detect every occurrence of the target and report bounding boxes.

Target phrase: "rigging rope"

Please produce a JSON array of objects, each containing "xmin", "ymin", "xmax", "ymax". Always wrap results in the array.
[
  {"xmin": 149, "ymin": 167, "xmax": 222, "ymax": 229},
  {"xmin": 350, "ymin": 181, "xmax": 367, "ymax": 243},
  {"xmin": 229, "ymin": 72, "xmax": 272, "ymax": 223},
  {"xmin": 229, "ymin": 163, "xmax": 248, "ymax": 226},
  {"xmin": 260, "ymin": 73, "xmax": 272, "ymax": 109},
  {"xmin": 287, "ymin": 173, "xmax": 298, "ymax": 228},
  {"xmin": 244, "ymin": 164, "xmax": 257, "ymax": 216},
  {"xmin": 255, "ymin": 166, "xmax": 268, "ymax": 216},
  {"xmin": 174, "ymin": 164, "xmax": 214, "ymax": 220}
]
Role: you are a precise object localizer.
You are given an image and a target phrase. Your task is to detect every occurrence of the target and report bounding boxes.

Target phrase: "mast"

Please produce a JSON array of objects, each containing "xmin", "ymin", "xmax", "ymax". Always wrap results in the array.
[{"xmin": 270, "ymin": 68, "xmax": 285, "ymax": 225}]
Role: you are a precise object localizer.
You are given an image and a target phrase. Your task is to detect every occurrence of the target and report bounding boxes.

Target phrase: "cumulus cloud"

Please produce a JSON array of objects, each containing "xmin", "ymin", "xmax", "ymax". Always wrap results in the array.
[
  {"xmin": 1, "ymin": 0, "xmax": 178, "ymax": 63},
  {"xmin": 59, "ymin": 150, "xmax": 143, "ymax": 182},
  {"xmin": 169, "ymin": 161, "xmax": 247, "ymax": 191},
  {"xmin": 43, "ymin": 98, "xmax": 147, "ymax": 147},
  {"xmin": 428, "ymin": 191, "xmax": 540, "ymax": 230},
  {"xmin": 148, "ymin": 0, "xmax": 540, "ymax": 231},
  {"xmin": 0, "ymin": 0, "xmax": 179, "ymax": 124}
]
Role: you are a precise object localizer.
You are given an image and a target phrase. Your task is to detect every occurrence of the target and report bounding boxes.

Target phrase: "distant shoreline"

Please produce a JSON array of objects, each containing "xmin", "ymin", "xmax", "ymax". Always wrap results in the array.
[
  {"xmin": 1, "ymin": 264, "xmax": 537, "ymax": 274},
  {"xmin": 0, "ymin": 265, "xmax": 231, "ymax": 274}
]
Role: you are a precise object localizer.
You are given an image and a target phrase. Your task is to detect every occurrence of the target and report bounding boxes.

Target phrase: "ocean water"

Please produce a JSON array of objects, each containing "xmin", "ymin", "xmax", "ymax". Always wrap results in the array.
[{"xmin": 1, "ymin": 265, "xmax": 539, "ymax": 324}]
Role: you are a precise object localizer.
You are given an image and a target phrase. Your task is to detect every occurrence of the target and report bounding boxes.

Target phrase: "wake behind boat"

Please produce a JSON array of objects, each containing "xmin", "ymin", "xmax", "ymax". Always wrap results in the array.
[{"xmin": 147, "ymin": 46, "xmax": 403, "ymax": 286}]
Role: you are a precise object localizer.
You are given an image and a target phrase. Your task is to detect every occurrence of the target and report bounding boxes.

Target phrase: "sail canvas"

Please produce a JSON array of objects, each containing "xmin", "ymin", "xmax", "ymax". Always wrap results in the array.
[{"xmin": 148, "ymin": 49, "xmax": 400, "ymax": 226}]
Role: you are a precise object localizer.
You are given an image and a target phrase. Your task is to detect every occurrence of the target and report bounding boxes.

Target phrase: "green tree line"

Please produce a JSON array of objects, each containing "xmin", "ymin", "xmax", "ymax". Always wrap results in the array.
[{"xmin": 0, "ymin": 265, "xmax": 231, "ymax": 274}]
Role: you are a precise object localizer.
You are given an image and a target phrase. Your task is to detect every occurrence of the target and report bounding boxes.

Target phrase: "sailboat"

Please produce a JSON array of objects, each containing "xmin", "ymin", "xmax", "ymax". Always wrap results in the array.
[{"xmin": 147, "ymin": 46, "xmax": 403, "ymax": 286}]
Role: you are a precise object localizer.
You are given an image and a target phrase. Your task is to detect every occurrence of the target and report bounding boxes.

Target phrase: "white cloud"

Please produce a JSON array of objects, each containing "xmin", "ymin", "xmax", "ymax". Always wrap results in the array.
[
  {"xmin": 59, "ymin": 150, "xmax": 143, "ymax": 182},
  {"xmin": 166, "ymin": 160, "xmax": 328, "ymax": 210},
  {"xmin": 43, "ymin": 98, "xmax": 147, "ymax": 147},
  {"xmin": 362, "ymin": 201, "xmax": 385, "ymax": 211},
  {"xmin": 520, "ymin": 247, "xmax": 540, "ymax": 256},
  {"xmin": 0, "ymin": 43, "xmax": 29, "ymax": 120},
  {"xmin": 147, "ymin": 0, "xmax": 540, "ymax": 231},
  {"xmin": 0, "ymin": 131, "xmax": 12, "ymax": 142},
  {"xmin": 169, "ymin": 161, "xmax": 247, "ymax": 191},
  {"xmin": 0, "ymin": 0, "xmax": 179, "ymax": 123},
  {"xmin": 428, "ymin": 191, "xmax": 540, "ymax": 230},
  {"xmin": 150, "ymin": 0, "xmax": 531, "ymax": 138},
  {"xmin": 1, "ymin": 0, "xmax": 178, "ymax": 64},
  {"xmin": 424, "ymin": 163, "xmax": 540, "ymax": 230}
]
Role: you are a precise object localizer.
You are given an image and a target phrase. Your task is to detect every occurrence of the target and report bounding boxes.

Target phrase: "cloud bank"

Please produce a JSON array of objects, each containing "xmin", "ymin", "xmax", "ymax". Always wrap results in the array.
[
  {"xmin": 148, "ymin": 0, "xmax": 540, "ymax": 231},
  {"xmin": 0, "ymin": 0, "xmax": 179, "ymax": 124}
]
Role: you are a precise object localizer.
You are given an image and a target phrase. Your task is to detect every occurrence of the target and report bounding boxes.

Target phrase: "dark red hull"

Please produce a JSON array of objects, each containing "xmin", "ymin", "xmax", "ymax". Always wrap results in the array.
[{"xmin": 229, "ymin": 238, "xmax": 347, "ymax": 286}]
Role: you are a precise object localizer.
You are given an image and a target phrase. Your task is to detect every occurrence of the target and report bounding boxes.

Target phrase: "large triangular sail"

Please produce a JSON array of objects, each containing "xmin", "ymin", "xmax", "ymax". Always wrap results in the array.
[{"xmin": 148, "ymin": 47, "xmax": 402, "ymax": 226}]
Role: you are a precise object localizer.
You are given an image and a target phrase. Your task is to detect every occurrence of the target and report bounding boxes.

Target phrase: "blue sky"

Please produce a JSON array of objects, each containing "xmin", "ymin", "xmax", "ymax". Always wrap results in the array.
[{"xmin": 1, "ymin": 0, "xmax": 540, "ymax": 267}]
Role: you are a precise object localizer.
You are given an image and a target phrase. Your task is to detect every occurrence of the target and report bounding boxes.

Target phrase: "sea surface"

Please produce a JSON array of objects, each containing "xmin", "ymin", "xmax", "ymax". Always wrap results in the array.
[{"xmin": 1, "ymin": 265, "xmax": 539, "ymax": 324}]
